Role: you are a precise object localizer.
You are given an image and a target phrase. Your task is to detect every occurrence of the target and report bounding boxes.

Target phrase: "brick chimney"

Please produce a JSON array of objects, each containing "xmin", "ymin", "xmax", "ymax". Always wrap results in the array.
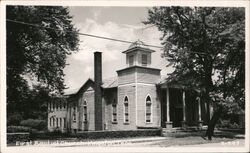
[{"xmin": 94, "ymin": 52, "xmax": 102, "ymax": 130}]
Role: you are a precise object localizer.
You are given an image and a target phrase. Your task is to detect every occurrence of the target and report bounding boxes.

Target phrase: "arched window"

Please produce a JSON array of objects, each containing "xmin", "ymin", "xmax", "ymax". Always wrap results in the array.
[
  {"xmin": 53, "ymin": 118, "xmax": 55, "ymax": 127},
  {"xmin": 112, "ymin": 99, "xmax": 117, "ymax": 123},
  {"xmin": 56, "ymin": 118, "xmax": 58, "ymax": 127},
  {"xmin": 73, "ymin": 107, "xmax": 76, "ymax": 122},
  {"xmin": 63, "ymin": 118, "xmax": 66, "ymax": 128},
  {"xmin": 59, "ymin": 118, "xmax": 62, "ymax": 127},
  {"xmin": 83, "ymin": 100, "xmax": 87, "ymax": 123},
  {"xmin": 83, "ymin": 100, "xmax": 87, "ymax": 106},
  {"xmin": 146, "ymin": 95, "xmax": 152, "ymax": 123},
  {"xmin": 124, "ymin": 96, "xmax": 129, "ymax": 123},
  {"xmin": 49, "ymin": 117, "xmax": 52, "ymax": 127}
]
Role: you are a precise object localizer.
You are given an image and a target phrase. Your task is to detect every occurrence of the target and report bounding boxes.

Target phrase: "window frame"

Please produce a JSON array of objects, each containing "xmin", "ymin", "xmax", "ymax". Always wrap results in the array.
[
  {"xmin": 73, "ymin": 106, "xmax": 76, "ymax": 122},
  {"xmin": 63, "ymin": 117, "xmax": 66, "ymax": 129},
  {"xmin": 56, "ymin": 118, "xmax": 58, "ymax": 127},
  {"xmin": 83, "ymin": 100, "xmax": 87, "ymax": 123},
  {"xmin": 53, "ymin": 118, "xmax": 55, "ymax": 127},
  {"xmin": 128, "ymin": 55, "xmax": 134, "ymax": 67},
  {"xmin": 49, "ymin": 117, "xmax": 52, "ymax": 127},
  {"xmin": 59, "ymin": 118, "xmax": 62, "ymax": 127},
  {"xmin": 112, "ymin": 99, "xmax": 117, "ymax": 123},
  {"xmin": 124, "ymin": 96, "xmax": 129, "ymax": 124},
  {"xmin": 141, "ymin": 54, "xmax": 148, "ymax": 66},
  {"xmin": 145, "ymin": 95, "xmax": 153, "ymax": 123}
]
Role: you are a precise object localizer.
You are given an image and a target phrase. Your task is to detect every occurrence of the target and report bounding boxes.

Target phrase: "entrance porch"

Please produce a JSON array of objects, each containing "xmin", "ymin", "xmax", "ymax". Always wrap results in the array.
[{"xmin": 160, "ymin": 87, "xmax": 207, "ymax": 129}]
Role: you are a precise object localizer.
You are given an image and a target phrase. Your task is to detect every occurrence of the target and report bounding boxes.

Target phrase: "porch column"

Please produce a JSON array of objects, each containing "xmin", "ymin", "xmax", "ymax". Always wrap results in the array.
[
  {"xmin": 197, "ymin": 97, "xmax": 203, "ymax": 128},
  {"xmin": 182, "ymin": 90, "xmax": 187, "ymax": 128},
  {"xmin": 61, "ymin": 117, "xmax": 64, "ymax": 132},
  {"xmin": 165, "ymin": 87, "xmax": 172, "ymax": 129}
]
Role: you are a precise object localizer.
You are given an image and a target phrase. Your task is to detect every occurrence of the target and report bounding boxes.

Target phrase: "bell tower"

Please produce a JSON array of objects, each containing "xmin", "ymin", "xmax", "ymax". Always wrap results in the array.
[
  {"xmin": 123, "ymin": 40, "xmax": 155, "ymax": 67},
  {"xmin": 116, "ymin": 40, "xmax": 161, "ymax": 130}
]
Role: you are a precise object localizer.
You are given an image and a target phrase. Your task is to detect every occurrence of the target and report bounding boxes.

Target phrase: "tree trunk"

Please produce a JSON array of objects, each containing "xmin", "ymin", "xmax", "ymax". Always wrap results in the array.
[{"xmin": 205, "ymin": 106, "xmax": 222, "ymax": 140}]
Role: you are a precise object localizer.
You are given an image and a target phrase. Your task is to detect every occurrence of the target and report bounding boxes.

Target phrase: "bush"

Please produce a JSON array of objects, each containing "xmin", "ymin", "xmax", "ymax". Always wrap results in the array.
[
  {"xmin": 20, "ymin": 119, "xmax": 47, "ymax": 131},
  {"xmin": 7, "ymin": 133, "xmax": 30, "ymax": 145},
  {"xmin": 217, "ymin": 119, "xmax": 240, "ymax": 129},
  {"xmin": 74, "ymin": 129, "xmax": 161, "ymax": 139},
  {"xmin": 7, "ymin": 126, "xmax": 30, "ymax": 133},
  {"xmin": 7, "ymin": 113, "xmax": 23, "ymax": 126},
  {"xmin": 28, "ymin": 129, "xmax": 161, "ymax": 140}
]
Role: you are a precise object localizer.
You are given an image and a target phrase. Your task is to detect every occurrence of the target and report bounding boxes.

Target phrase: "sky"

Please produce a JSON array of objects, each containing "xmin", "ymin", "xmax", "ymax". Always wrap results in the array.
[{"xmin": 64, "ymin": 7, "xmax": 174, "ymax": 92}]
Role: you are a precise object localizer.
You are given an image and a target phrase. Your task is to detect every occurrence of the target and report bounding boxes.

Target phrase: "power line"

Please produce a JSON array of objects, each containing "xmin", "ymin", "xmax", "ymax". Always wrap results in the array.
[
  {"xmin": 6, "ymin": 19, "xmax": 162, "ymax": 49},
  {"xmin": 6, "ymin": 19, "xmax": 207, "ymax": 55}
]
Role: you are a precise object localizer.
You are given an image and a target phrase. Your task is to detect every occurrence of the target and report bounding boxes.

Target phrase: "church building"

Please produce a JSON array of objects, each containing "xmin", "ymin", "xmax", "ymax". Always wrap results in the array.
[{"xmin": 47, "ymin": 41, "xmax": 209, "ymax": 133}]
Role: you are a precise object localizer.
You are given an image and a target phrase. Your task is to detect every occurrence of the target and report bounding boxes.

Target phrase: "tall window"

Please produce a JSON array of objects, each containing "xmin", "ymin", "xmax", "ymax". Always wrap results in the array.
[
  {"xmin": 60, "ymin": 118, "xmax": 62, "ymax": 127},
  {"xmin": 83, "ymin": 100, "xmax": 87, "ymax": 123},
  {"xmin": 53, "ymin": 118, "xmax": 55, "ymax": 127},
  {"xmin": 56, "ymin": 118, "xmax": 58, "ymax": 127},
  {"xmin": 73, "ymin": 107, "xmax": 76, "ymax": 122},
  {"xmin": 142, "ymin": 54, "xmax": 148, "ymax": 66},
  {"xmin": 112, "ymin": 99, "xmax": 117, "ymax": 123},
  {"xmin": 64, "ymin": 118, "xmax": 66, "ymax": 128},
  {"xmin": 50, "ymin": 117, "xmax": 52, "ymax": 127},
  {"xmin": 124, "ymin": 96, "xmax": 129, "ymax": 123},
  {"xmin": 129, "ymin": 55, "xmax": 134, "ymax": 66},
  {"xmin": 146, "ymin": 95, "xmax": 152, "ymax": 123}
]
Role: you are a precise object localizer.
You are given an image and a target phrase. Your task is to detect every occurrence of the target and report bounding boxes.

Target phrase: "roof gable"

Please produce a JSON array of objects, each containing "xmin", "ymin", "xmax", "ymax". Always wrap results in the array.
[
  {"xmin": 64, "ymin": 77, "xmax": 118, "ymax": 96},
  {"xmin": 64, "ymin": 78, "xmax": 95, "ymax": 96}
]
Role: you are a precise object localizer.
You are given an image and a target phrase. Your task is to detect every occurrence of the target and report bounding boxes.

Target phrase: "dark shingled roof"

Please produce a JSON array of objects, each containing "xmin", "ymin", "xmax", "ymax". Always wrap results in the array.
[{"xmin": 64, "ymin": 77, "xmax": 118, "ymax": 96}]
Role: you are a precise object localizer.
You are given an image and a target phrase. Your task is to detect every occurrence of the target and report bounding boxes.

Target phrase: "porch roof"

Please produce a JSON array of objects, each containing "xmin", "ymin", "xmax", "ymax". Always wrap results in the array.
[{"xmin": 158, "ymin": 75, "xmax": 202, "ymax": 92}]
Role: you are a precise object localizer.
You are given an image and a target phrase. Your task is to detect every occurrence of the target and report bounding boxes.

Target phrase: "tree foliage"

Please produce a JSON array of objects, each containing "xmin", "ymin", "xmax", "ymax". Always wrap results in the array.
[
  {"xmin": 145, "ymin": 7, "xmax": 245, "ymax": 139},
  {"xmin": 7, "ymin": 6, "xmax": 79, "ymax": 118}
]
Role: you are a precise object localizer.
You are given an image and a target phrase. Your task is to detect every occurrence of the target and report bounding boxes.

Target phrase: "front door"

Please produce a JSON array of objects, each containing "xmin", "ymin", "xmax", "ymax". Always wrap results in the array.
[{"xmin": 173, "ymin": 108, "xmax": 183, "ymax": 127}]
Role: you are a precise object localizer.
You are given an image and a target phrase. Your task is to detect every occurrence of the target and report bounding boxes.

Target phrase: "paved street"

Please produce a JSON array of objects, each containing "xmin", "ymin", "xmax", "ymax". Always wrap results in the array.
[
  {"xmin": 3, "ymin": 136, "xmax": 246, "ymax": 153},
  {"xmin": 6, "ymin": 136, "xmax": 245, "ymax": 147}
]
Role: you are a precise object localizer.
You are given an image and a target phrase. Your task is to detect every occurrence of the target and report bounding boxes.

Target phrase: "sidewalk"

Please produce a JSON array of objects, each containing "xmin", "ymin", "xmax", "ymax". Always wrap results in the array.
[{"xmin": 14, "ymin": 136, "xmax": 168, "ymax": 147}]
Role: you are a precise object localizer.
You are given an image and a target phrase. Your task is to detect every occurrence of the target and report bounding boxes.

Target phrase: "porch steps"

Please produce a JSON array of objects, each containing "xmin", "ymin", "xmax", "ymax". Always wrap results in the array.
[{"xmin": 161, "ymin": 126, "xmax": 207, "ymax": 137}]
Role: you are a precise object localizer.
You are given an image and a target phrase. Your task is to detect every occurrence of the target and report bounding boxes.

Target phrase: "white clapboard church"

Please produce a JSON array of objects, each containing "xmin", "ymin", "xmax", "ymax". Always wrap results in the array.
[{"xmin": 48, "ymin": 40, "xmax": 210, "ymax": 133}]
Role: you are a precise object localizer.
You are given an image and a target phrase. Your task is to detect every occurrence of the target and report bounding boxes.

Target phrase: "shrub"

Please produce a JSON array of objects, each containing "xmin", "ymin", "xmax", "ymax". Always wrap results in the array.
[
  {"xmin": 7, "ymin": 113, "xmax": 23, "ymax": 126},
  {"xmin": 75, "ymin": 129, "xmax": 162, "ymax": 139},
  {"xmin": 20, "ymin": 119, "xmax": 47, "ymax": 131},
  {"xmin": 7, "ymin": 126, "xmax": 30, "ymax": 133},
  {"xmin": 229, "ymin": 122, "xmax": 240, "ymax": 129},
  {"xmin": 28, "ymin": 129, "xmax": 161, "ymax": 140},
  {"xmin": 217, "ymin": 119, "xmax": 240, "ymax": 129},
  {"xmin": 7, "ymin": 133, "xmax": 30, "ymax": 145}
]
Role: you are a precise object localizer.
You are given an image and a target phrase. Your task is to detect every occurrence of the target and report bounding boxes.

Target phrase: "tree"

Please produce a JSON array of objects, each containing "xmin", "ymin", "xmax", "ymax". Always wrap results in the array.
[
  {"xmin": 145, "ymin": 7, "xmax": 245, "ymax": 140},
  {"xmin": 7, "ymin": 6, "xmax": 79, "ymax": 119}
]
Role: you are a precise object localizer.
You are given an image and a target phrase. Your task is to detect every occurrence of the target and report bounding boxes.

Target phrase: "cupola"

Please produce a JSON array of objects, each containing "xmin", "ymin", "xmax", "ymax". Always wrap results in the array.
[{"xmin": 122, "ymin": 40, "xmax": 155, "ymax": 67}]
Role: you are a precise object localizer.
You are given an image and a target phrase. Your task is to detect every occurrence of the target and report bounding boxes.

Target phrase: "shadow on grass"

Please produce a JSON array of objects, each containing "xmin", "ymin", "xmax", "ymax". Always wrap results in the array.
[{"xmin": 168, "ymin": 130, "xmax": 244, "ymax": 140}]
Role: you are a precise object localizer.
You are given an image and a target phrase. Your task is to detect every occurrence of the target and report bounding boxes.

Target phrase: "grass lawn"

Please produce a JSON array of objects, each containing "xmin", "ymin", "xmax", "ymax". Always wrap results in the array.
[
  {"xmin": 125, "ymin": 130, "xmax": 245, "ymax": 147},
  {"xmin": 142, "ymin": 136, "xmax": 238, "ymax": 147},
  {"xmin": 8, "ymin": 130, "xmax": 245, "ymax": 147}
]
